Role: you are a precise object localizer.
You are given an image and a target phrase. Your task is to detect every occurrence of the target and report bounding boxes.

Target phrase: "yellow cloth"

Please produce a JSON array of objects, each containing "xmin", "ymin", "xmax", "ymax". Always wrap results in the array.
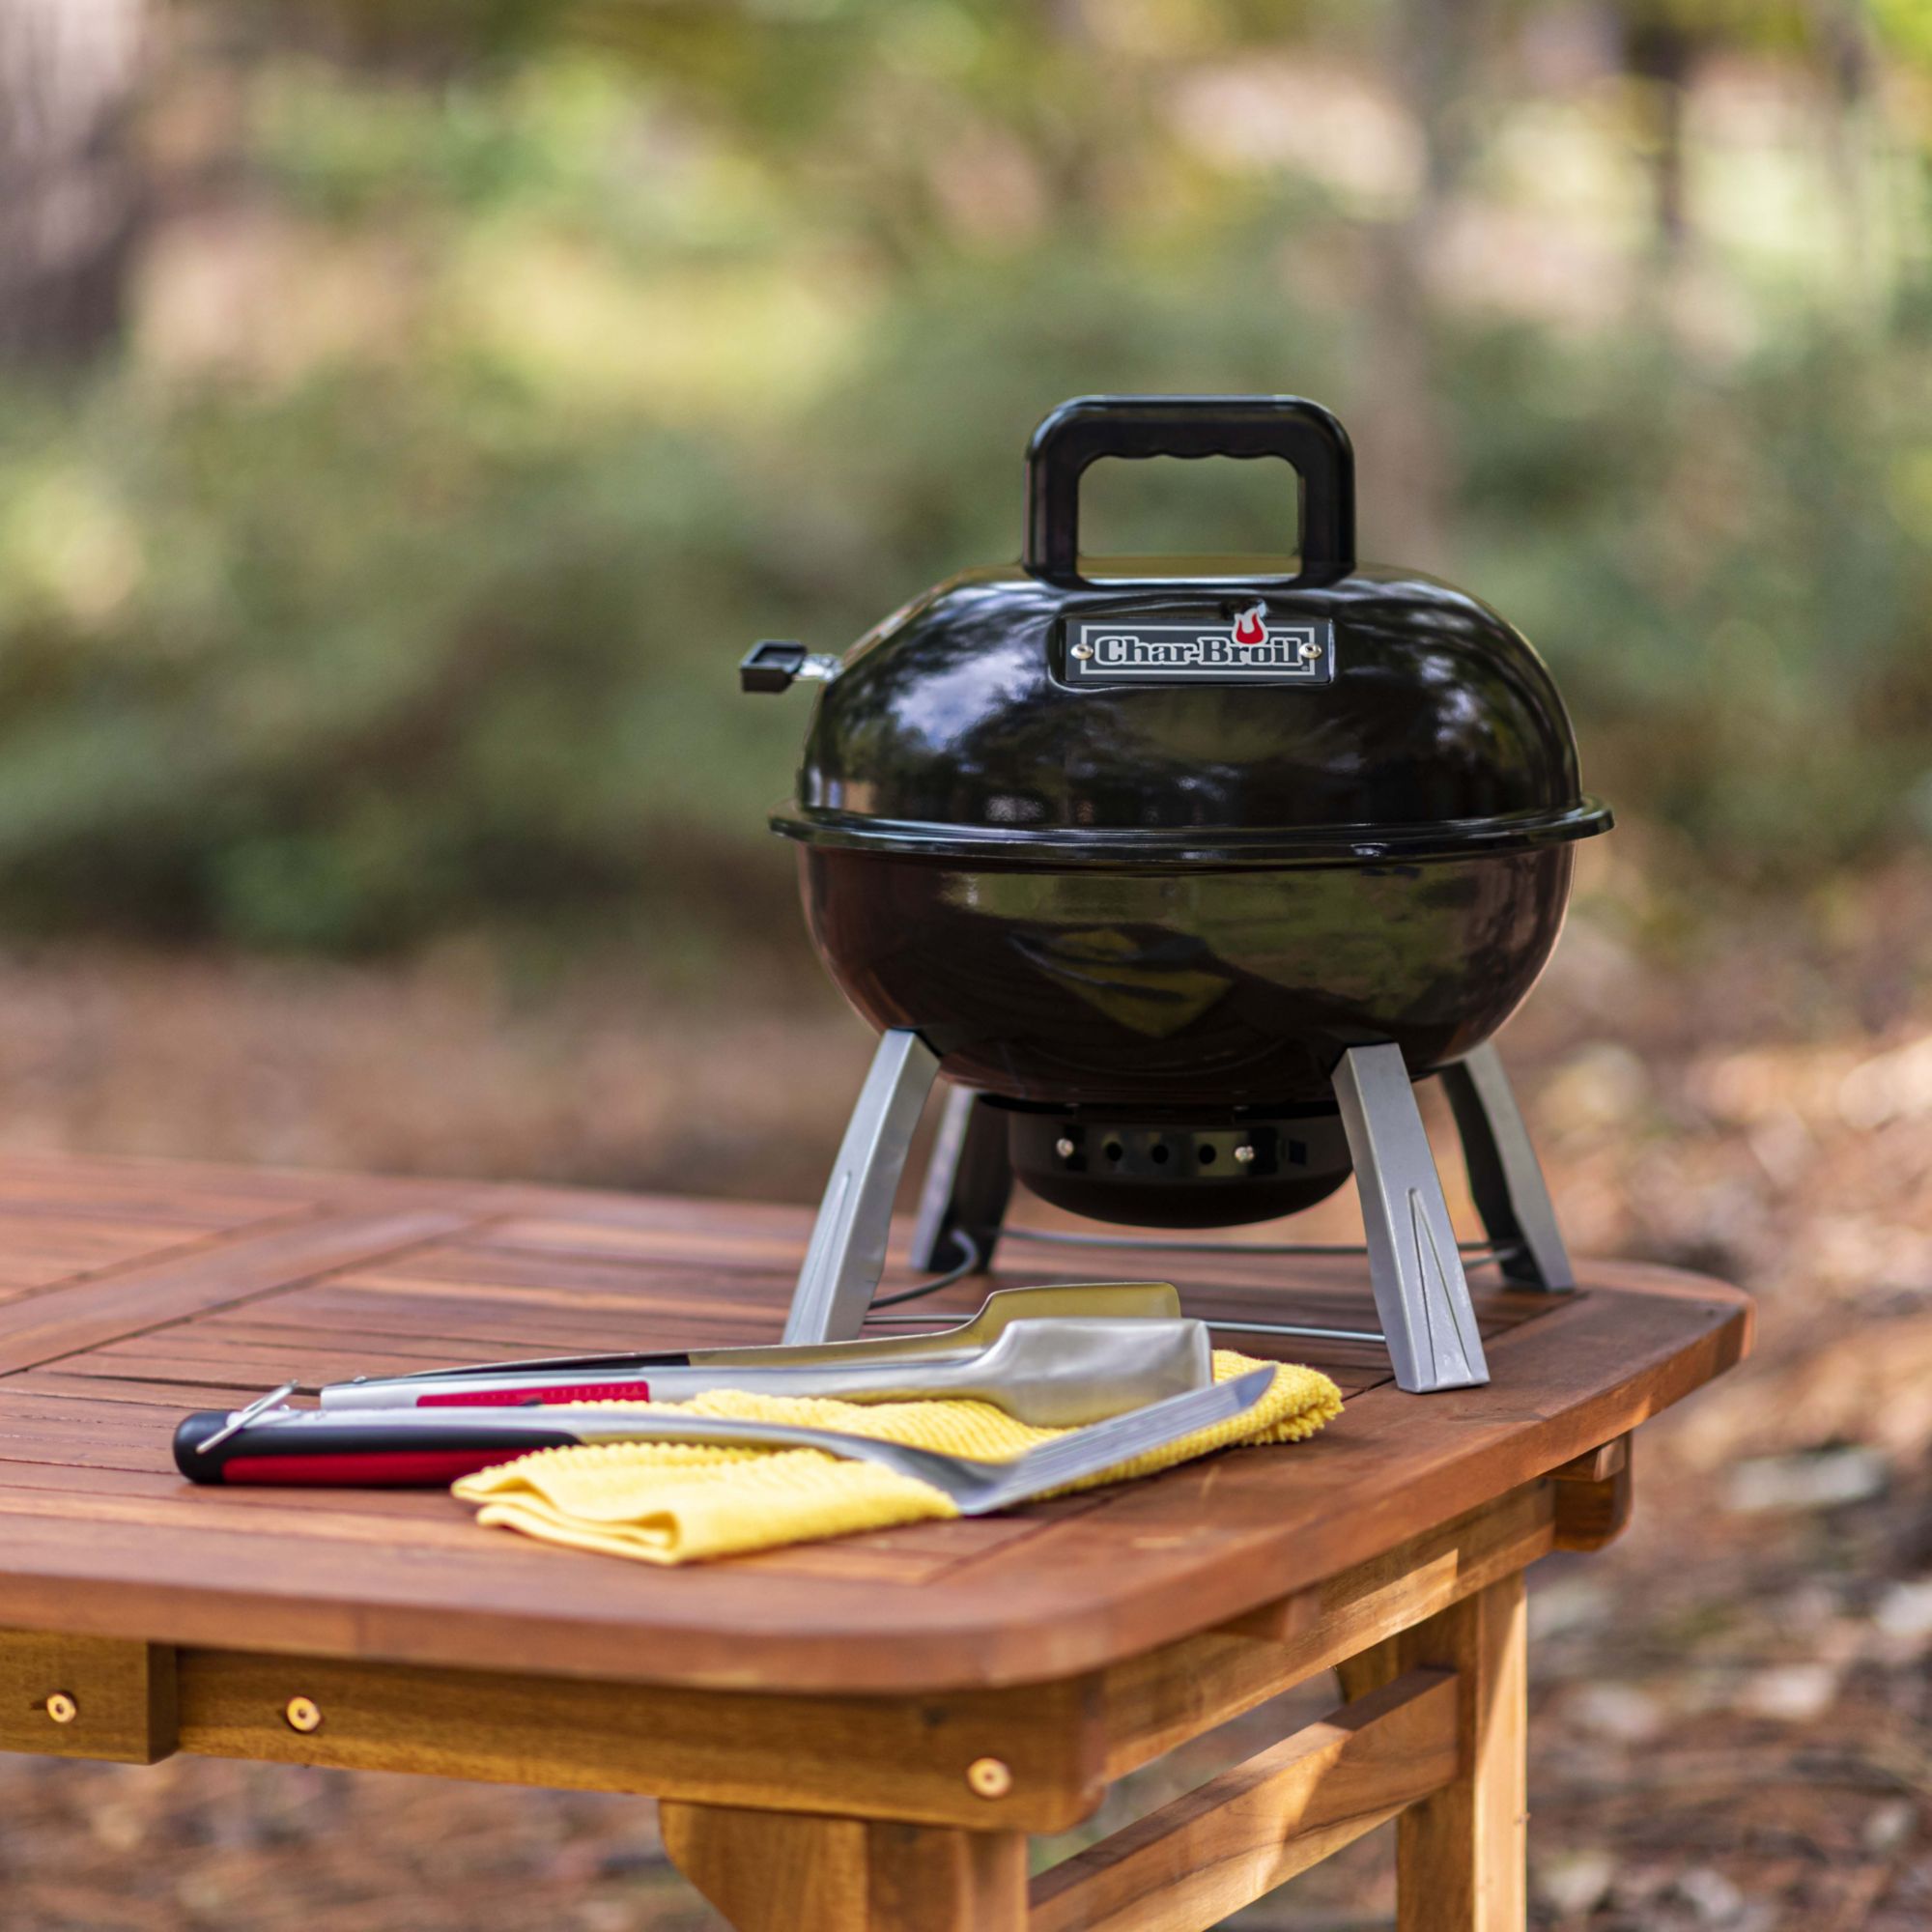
[{"xmin": 452, "ymin": 1350, "xmax": 1342, "ymax": 1566}]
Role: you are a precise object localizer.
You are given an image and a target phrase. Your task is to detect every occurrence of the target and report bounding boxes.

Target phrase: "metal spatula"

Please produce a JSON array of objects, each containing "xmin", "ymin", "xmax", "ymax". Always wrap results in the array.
[
  {"xmin": 178, "ymin": 1365, "xmax": 1278, "ymax": 1504},
  {"xmin": 320, "ymin": 1280, "xmax": 1183, "ymax": 1407}
]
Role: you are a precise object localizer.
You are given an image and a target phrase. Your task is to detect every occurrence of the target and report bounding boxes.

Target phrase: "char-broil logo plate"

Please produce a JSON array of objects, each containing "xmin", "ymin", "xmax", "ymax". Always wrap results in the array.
[{"xmin": 1065, "ymin": 603, "xmax": 1334, "ymax": 687}]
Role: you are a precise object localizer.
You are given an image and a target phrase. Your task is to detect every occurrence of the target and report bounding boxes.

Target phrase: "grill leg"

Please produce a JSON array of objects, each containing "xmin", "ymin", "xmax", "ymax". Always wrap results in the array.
[
  {"xmin": 1439, "ymin": 1043, "xmax": 1575, "ymax": 1292},
  {"xmin": 1334, "ymin": 1043, "xmax": 1490, "ymax": 1393},
  {"xmin": 783, "ymin": 1029, "xmax": 941, "ymax": 1345},
  {"xmin": 908, "ymin": 1089, "xmax": 1012, "ymax": 1276}
]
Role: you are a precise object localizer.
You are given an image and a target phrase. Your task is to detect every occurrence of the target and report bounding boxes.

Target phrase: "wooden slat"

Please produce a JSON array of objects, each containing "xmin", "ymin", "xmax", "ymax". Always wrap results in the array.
[
  {"xmin": 340, "ymin": 1240, "xmax": 802, "ymax": 1296},
  {"xmin": 197, "ymin": 1282, "xmax": 761, "ymax": 1352},
  {"xmin": 134, "ymin": 1314, "xmax": 519, "ymax": 1358},
  {"xmin": 0, "ymin": 1212, "xmax": 318, "ymax": 1303},
  {"xmin": 0, "ymin": 1470, "xmax": 969, "ymax": 1593},
  {"xmin": 1031, "ymin": 1669, "xmax": 1458, "ymax": 1932},
  {"xmin": 175, "ymin": 1648, "xmax": 1106, "ymax": 1833},
  {"xmin": 488, "ymin": 1209, "xmax": 823, "ymax": 1262},
  {"xmin": 0, "ymin": 1206, "xmax": 479, "ymax": 1374},
  {"xmin": 281, "ymin": 1270, "xmax": 795, "ymax": 1335}
]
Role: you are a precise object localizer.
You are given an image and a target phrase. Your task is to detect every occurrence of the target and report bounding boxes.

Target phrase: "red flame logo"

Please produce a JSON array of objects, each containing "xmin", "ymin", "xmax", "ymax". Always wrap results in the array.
[{"xmin": 1232, "ymin": 602, "xmax": 1268, "ymax": 646}]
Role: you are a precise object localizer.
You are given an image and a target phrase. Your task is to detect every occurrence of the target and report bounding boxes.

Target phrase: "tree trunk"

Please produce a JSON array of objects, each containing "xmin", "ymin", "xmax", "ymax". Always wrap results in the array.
[
  {"xmin": 1810, "ymin": 0, "xmax": 1880, "ymax": 315},
  {"xmin": 0, "ymin": 0, "xmax": 148, "ymax": 366},
  {"xmin": 1357, "ymin": 0, "xmax": 1482, "ymax": 575},
  {"xmin": 1621, "ymin": 11, "xmax": 1695, "ymax": 257}
]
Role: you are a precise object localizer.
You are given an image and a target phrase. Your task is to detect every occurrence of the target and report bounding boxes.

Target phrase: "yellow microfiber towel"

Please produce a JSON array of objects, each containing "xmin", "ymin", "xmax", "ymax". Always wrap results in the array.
[{"xmin": 452, "ymin": 1350, "xmax": 1342, "ymax": 1566}]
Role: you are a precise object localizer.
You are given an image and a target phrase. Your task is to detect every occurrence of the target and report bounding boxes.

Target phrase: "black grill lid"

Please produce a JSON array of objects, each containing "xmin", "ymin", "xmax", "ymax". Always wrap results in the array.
[{"xmin": 765, "ymin": 396, "xmax": 1611, "ymax": 867}]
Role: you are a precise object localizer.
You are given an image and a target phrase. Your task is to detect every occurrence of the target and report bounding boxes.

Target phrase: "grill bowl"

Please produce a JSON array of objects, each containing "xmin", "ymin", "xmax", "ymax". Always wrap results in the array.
[{"xmin": 799, "ymin": 840, "xmax": 1575, "ymax": 1111}]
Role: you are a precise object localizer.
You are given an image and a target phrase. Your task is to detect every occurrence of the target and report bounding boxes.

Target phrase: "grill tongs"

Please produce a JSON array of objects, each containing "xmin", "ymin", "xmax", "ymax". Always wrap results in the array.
[
  {"xmin": 179, "ymin": 1368, "xmax": 1276, "ymax": 1507},
  {"xmin": 314, "ymin": 1281, "xmax": 1183, "ymax": 1412}
]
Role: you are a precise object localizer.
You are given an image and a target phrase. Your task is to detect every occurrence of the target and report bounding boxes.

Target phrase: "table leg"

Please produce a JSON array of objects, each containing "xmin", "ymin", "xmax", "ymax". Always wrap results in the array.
[
  {"xmin": 660, "ymin": 1800, "xmax": 1028, "ymax": 1932},
  {"xmin": 1391, "ymin": 1572, "xmax": 1529, "ymax": 1932}
]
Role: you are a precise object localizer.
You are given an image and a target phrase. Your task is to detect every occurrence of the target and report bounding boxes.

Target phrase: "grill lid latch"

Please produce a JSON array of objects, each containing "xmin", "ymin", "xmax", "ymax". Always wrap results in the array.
[{"xmin": 741, "ymin": 640, "xmax": 841, "ymax": 693}]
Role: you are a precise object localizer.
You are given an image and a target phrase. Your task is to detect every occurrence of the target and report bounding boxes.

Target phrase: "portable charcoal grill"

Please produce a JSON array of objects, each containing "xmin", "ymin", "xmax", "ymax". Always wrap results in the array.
[{"xmin": 740, "ymin": 396, "xmax": 1612, "ymax": 1393}]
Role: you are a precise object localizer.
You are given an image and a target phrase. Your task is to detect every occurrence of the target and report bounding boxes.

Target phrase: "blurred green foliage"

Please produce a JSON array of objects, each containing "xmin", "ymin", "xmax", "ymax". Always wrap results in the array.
[{"xmin": 1, "ymin": 4, "xmax": 1929, "ymax": 952}]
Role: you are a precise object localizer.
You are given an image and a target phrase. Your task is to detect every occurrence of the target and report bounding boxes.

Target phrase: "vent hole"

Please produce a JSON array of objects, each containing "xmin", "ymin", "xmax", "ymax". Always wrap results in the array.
[
  {"xmin": 1150, "ymin": 1143, "xmax": 1170, "ymax": 1166},
  {"xmin": 1103, "ymin": 1141, "xmax": 1123, "ymax": 1163},
  {"xmin": 1198, "ymin": 1145, "xmax": 1217, "ymax": 1167}
]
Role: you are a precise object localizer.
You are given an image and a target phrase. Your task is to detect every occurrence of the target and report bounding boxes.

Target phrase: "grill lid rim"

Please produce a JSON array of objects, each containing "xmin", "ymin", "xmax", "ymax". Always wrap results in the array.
[{"xmin": 769, "ymin": 797, "xmax": 1613, "ymax": 867}]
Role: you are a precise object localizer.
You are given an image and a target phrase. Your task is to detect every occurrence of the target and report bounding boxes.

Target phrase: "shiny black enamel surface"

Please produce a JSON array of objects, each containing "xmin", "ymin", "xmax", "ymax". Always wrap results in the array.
[
  {"xmin": 774, "ymin": 564, "xmax": 1608, "ymax": 866},
  {"xmin": 800, "ymin": 843, "xmax": 1574, "ymax": 1108}
]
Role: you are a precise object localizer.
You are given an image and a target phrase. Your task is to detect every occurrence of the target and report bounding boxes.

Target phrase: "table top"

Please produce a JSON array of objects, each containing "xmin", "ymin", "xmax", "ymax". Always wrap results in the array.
[{"xmin": 0, "ymin": 1151, "xmax": 1750, "ymax": 1695}]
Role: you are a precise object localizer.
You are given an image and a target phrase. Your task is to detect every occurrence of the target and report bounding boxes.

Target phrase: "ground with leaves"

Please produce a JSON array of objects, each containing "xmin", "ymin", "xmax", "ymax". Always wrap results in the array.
[{"xmin": 0, "ymin": 850, "xmax": 1925, "ymax": 1930}]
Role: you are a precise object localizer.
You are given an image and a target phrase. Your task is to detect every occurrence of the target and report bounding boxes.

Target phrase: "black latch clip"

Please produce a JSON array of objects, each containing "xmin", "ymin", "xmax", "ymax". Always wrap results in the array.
[{"xmin": 740, "ymin": 640, "xmax": 839, "ymax": 693}]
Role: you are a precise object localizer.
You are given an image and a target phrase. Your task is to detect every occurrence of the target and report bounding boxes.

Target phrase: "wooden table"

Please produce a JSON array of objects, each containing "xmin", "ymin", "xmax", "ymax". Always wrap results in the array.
[{"xmin": 0, "ymin": 1151, "xmax": 1748, "ymax": 1930}]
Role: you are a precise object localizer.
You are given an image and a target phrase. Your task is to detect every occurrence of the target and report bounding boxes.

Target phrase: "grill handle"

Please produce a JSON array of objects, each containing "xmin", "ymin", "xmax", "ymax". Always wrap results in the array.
[{"xmin": 1022, "ymin": 394, "xmax": 1355, "ymax": 583}]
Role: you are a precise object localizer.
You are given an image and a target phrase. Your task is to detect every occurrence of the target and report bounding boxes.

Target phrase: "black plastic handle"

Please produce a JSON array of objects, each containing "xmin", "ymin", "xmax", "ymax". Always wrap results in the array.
[
  {"xmin": 740, "ymin": 640, "xmax": 807, "ymax": 692},
  {"xmin": 1022, "ymin": 395, "xmax": 1355, "ymax": 582}
]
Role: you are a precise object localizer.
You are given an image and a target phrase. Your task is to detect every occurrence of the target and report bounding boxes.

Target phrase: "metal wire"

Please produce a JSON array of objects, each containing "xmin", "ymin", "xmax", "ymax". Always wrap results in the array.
[
  {"xmin": 1203, "ymin": 1318, "xmax": 1385, "ymax": 1344},
  {"xmin": 997, "ymin": 1227, "xmax": 1520, "ymax": 1261},
  {"xmin": 859, "ymin": 1226, "xmax": 1518, "ymax": 1339},
  {"xmin": 864, "ymin": 1231, "xmax": 986, "ymax": 1315}
]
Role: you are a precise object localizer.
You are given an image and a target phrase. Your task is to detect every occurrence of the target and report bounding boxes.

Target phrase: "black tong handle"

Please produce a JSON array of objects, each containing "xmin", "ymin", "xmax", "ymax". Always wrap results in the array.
[{"xmin": 174, "ymin": 1409, "xmax": 576, "ymax": 1487}]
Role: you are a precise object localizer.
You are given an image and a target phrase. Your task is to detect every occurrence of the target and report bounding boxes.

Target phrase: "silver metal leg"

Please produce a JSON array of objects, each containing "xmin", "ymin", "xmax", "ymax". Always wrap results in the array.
[
  {"xmin": 783, "ymin": 1029, "xmax": 941, "ymax": 1344},
  {"xmin": 1333, "ymin": 1043, "xmax": 1490, "ymax": 1393},
  {"xmin": 908, "ymin": 1088, "xmax": 1012, "ymax": 1275},
  {"xmin": 1439, "ymin": 1043, "xmax": 1575, "ymax": 1292}
]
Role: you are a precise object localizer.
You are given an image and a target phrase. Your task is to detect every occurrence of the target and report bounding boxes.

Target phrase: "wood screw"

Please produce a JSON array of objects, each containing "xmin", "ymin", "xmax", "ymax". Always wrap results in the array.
[
  {"xmin": 966, "ymin": 1756, "xmax": 1012, "ymax": 1799},
  {"xmin": 284, "ymin": 1695, "xmax": 324, "ymax": 1734},
  {"xmin": 44, "ymin": 1691, "xmax": 77, "ymax": 1725}
]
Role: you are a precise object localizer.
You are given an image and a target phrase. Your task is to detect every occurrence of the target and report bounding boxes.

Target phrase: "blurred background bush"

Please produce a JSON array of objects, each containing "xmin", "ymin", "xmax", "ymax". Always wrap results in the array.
[{"xmin": 4, "ymin": 0, "xmax": 1928, "ymax": 965}]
